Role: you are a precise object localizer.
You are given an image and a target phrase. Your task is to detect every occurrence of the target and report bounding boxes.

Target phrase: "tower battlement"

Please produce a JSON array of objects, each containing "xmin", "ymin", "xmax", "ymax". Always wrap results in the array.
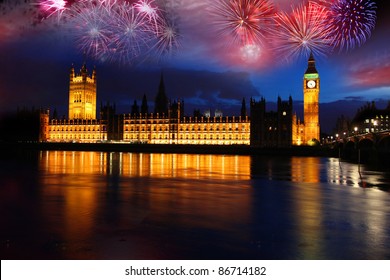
[{"xmin": 68, "ymin": 63, "xmax": 97, "ymax": 120}]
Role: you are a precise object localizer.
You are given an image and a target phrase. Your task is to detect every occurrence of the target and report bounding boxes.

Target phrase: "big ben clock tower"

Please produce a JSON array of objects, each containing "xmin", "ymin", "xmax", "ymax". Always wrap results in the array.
[{"xmin": 303, "ymin": 52, "xmax": 320, "ymax": 144}]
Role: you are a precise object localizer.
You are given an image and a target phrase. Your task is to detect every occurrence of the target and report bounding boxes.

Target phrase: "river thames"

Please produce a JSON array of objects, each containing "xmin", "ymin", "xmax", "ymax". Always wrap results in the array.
[{"xmin": 1, "ymin": 151, "xmax": 390, "ymax": 259}]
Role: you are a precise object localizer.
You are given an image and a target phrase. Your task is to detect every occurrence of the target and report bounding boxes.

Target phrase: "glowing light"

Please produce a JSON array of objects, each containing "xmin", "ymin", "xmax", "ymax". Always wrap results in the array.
[
  {"xmin": 152, "ymin": 14, "xmax": 181, "ymax": 57},
  {"xmin": 272, "ymin": 1, "xmax": 333, "ymax": 61},
  {"xmin": 135, "ymin": 0, "xmax": 160, "ymax": 24},
  {"xmin": 323, "ymin": 0, "xmax": 377, "ymax": 51},
  {"xmin": 69, "ymin": 2, "xmax": 113, "ymax": 60},
  {"xmin": 57, "ymin": 0, "xmax": 181, "ymax": 64},
  {"xmin": 37, "ymin": 0, "xmax": 67, "ymax": 19},
  {"xmin": 109, "ymin": 2, "xmax": 155, "ymax": 64},
  {"xmin": 211, "ymin": 0, "xmax": 275, "ymax": 47},
  {"xmin": 240, "ymin": 44, "xmax": 261, "ymax": 62}
]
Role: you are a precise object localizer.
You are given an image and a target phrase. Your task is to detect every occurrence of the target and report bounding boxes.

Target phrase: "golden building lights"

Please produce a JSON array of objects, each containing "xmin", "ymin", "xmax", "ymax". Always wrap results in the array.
[{"xmin": 43, "ymin": 56, "xmax": 321, "ymax": 147}]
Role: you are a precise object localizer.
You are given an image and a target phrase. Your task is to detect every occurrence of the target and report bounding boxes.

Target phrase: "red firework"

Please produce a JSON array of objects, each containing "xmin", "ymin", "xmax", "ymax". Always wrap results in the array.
[
  {"xmin": 212, "ymin": 0, "xmax": 275, "ymax": 47},
  {"xmin": 272, "ymin": 0, "xmax": 333, "ymax": 61}
]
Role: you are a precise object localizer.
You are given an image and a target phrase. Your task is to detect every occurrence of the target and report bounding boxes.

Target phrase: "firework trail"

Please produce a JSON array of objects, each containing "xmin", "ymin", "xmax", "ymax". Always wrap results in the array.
[
  {"xmin": 0, "ymin": 0, "xmax": 182, "ymax": 65},
  {"xmin": 211, "ymin": 0, "xmax": 275, "ymax": 47},
  {"xmin": 109, "ymin": 2, "xmax": 156, "ymax": 64},
  {"xmin": 35, "ymin": 0, "xmax": 68, "ymax": 20},
  {"xmin": 321, "ymin": 0, "xmax": 377, "ymax": 52},
  {"xmin": 67, "ymin": 1, "xmax": 114, "ymax": 60},
  {"xmin": 62, "ymin": 0, "xmax": 182, "ymax": 64},
  {"xmin": 153, "ymin": 12, "xmax": 181, "ymax": 57},
  {"xmin": 272, "ymin": 0, "xmax": 333, "ymax": 61},
  {"xmin": 135, "ymin": 0, "xmax": 161, "ymax": 28}
]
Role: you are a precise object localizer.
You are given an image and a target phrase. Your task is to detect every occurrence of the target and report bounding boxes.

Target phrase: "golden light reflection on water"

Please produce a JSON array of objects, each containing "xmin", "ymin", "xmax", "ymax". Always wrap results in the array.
[
  {"xmin": 40, "ymin": 151, "xmax": 251, "ymax": 180},
  {"xmin": 291, "ymin": 157, "xmax": 320, "ymax": 183},
  {"xmin": 38, "ymin": 151, "xmax": 253, "ymax": 258},
  {"xmin": 290, "ymin": 157, "xmax": 324, "ymax": 258},
  {"xmin": 33, "ymin": 151, "xmax": 390, "ymax": 259},
  {"xmin": 41, "ymin": 150, "xmax": 107, "ymax": 174}
]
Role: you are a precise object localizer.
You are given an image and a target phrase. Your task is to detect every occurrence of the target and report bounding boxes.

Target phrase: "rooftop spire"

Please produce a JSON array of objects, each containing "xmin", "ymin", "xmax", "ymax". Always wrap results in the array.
[
  {"xmin": 154, "ymin": 71, "xmax": 168, "ymax": 115},
  {"xmin": 305, "ymin": 51, "xmax": 318, "ymax": 74}
]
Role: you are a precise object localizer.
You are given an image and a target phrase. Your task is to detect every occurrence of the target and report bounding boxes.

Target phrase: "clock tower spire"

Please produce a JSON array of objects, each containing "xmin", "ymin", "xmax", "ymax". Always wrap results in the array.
[{"xmin": 303, "ymin": 52, "xmax": 320, "ymax": 144}]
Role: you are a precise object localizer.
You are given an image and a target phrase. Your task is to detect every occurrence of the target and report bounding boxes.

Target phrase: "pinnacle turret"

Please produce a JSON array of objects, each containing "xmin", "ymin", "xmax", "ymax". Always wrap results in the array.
[{"xmin": 305, "ymin": 52, "xmax": 318, "ymax": 74}]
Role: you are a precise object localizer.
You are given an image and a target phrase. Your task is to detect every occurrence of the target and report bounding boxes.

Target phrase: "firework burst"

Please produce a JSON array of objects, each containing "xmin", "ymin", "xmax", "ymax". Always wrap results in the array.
[
  {"xmin": 272, "ymin": 1, "xmax": 333, "ymax": 61},
  {"xmin": 109, "ymin": 2, "xmax": 156, "ymax": 64},
  {"xmin": 35, "ymin": 0, "xmax": 70, "ymax": 21},
  {"xmin": 211, "ymin": 0, "xmax": 275, "ymax": 47},
  {"xmin": 3, "ymin": 0, "xmax": 182, "ymax": 64},
  {"xmin": 324, "ymin": 0, "xmax": 377, "ymax": 51},
  {"xmin": 135, "ymin": 0, "xmax": 161, "ymax": 24},
  {"xmin": 68, "ymin": 2, "xmax": 113, "ymax": 60},
  {"xmin": 63, "ymin": 0, "xmax": 181, "ymax": 64},
  {"xmin": 152, "ymin": 13, "xmax": 181, "ymax": 57}
]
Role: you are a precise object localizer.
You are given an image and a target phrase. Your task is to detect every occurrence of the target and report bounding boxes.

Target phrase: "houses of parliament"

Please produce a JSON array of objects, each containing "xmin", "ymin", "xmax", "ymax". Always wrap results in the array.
[{"xmin": 37, "ymin": 55, "xmax": 320, "ymax": 147}]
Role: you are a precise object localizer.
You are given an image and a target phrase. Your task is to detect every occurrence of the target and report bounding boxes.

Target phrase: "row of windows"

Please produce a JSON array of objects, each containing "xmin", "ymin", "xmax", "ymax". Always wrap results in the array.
[
  {"xmin": 71, "ymin": 112, "xmax": 93, "ymax": 119},
  {"xmin": 179, "ymin": 126, "xmax": 246, "ymax": 131},
  {"xmin": 364, "ymin": 118, "xmax": 390, "ymax": 124},
  {"xmin": 72, "ymin": 92, "xmax": 95, "ymax": 103},
  {"xmin": 49, "ymin": 126, "xmax": 103, "ymax": 132},
  {"xmin": 124, "ymin": 134, "xmax": 248, "ymax": 140},
  {"xmin": 125, "ymin": 126, "xmax": 248, "ymax": 132},
  {"xmin": 49, "ymin": 134, "xmax": 102, "ymax": 140},
  {"xmin": 50, "ymin": 120, "xmax": 101, "ymax": 125},
  {"xmin": 123, "ymin": 120, "xmax": 250, "ymax": 125},
  {"xmin": 149, "ymin": 140, "xmax": 250, "ymax": 145}
]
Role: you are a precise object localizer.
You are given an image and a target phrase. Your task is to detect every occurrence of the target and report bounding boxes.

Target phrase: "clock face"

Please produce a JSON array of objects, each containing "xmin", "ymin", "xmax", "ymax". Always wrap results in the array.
[{"xmin": 307, "ymin": 80, "xmax": 316, "ymax": 88}]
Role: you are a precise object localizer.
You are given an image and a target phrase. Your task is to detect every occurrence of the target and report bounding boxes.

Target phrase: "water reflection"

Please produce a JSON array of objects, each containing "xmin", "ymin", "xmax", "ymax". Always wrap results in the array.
[
  {"xmin": 37, "ymin": 151, "xmax": 253, "ymax": 259},
  {"xmin": 249, "ymin": 155, "xmax": 389, "ymax": 188},
  {"xmin": 40, "ymin": 151, "xmax": 251, "ymax": 180},
  {"xmin": 325, "ymin": 157, "xmax": 388, "ymax": 188},
  {"xmin": 1, "ymin": 151, "xmax": 389, "ymax": 259},
  {"xmin": 291, "ymin": 157, "xmax": 320, "ymax": 183}
]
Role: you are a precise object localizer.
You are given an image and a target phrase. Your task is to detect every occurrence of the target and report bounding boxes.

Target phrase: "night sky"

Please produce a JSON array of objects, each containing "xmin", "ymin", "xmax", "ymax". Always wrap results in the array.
[{"xmin": 0, "ymin": 0, "xmax": 389, "ymax": 133}]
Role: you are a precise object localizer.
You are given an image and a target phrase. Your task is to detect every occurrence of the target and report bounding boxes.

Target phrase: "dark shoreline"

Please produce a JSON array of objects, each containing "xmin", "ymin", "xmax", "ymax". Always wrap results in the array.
[{"xmin": 0, "ymin": 141, "xmax": 337, "ymax": 157}]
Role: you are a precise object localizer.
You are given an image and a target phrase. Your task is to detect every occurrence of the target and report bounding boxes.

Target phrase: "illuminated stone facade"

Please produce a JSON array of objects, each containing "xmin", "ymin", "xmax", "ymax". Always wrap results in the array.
[
  {"xmin": 68, "ymin": 64, "xmax": 97, "ymax": 120},
  {"xmin": 46, "ymin": 64, "xmax": 250, "ymax": 145},
  {"xmin": 292, "ymin": 114, "xmax": 305, "ymax": 146},
  {"xmin": 47, "ymin": 64, "xmax": 104, "ymax": 143},
  {"xmin": 43, "ymin": 60, "xmax": 321, "ymax": 146},
  {"xmin": 302, "ymin": 53, "xmax": 320, "ymax": 144},
  {"xmin": 48, "ymin": 119, "xmax": 107, "ymax": 142},
  {"xmin": 122, "ymin": 114, "xmax": 250, "ymax": 145}
]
